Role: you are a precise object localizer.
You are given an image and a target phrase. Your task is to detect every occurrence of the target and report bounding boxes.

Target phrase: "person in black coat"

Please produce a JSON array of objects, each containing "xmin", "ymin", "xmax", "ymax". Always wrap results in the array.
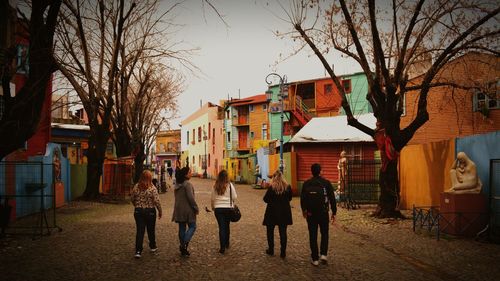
[
  {"xmin": 301, "ymin": 163, "xmax": 336, "ymax": 266},
  {"xmin": 263, "ymin": 170, "xmax": 293, "ymax": 258}
]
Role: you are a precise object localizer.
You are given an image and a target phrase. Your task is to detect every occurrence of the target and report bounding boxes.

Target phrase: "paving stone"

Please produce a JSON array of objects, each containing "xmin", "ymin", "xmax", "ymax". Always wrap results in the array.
[{"xmin": 0, "ymin": 177, "xmax": 499, "ymax": 280}]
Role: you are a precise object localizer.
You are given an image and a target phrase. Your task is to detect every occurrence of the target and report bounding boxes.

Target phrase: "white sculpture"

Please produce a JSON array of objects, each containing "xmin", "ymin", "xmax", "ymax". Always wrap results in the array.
[{"xmin": 447, "ymin": 152, "xmax": 482, "ymax": 194}]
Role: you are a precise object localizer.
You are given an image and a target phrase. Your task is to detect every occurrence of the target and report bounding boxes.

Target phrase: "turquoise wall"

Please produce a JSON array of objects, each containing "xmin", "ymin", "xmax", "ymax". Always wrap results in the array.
[
  {"xmin": 340, "ymin": 72, "xmax": 371, "ymax": 115},
  {"xmin": 455, "ymin": 131, "xmax": 500, "ymax": 196},
  {"xmin": 268, "ymin": 85, "xmax": 292, "ymax": 142}
]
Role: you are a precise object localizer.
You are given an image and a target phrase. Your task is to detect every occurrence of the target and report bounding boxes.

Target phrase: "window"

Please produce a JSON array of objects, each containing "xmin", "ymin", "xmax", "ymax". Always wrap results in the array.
[
  {"xmin": 324, "ymin": 83, "xmax": 333, "ymax": 95},
  {"xmin": 186, "ymin": 131, "xmax": 189, "ymax": 145},
  {"xmin": 250, "ymin": 131, "xmax": 254, "ymax": 139},
  {"xmin": 198, "ymin": 127, "xmax": 201, "ymax": 142},
  {"xmin": 226, "ymin": 110, "xmax": 230, "ymax": 119},
  {"xmin": 342, "ymin": 144, "xmax": 362, "ymax": 161},
  {"xmin": 342, "ymin": 79, "xmax": 351, "ymax": 93},
  {"xmin": 263, "ymin": 104, "xmax": 267, "ymax": 111},
  {"xmin": 208, "ymin": 123, "xmax": 211, "ymax": 139},
  {"xmin": 192, "ymin": 156, "xmax": 195, "ymax": 165},
  {"xmin": 262, "ymin": 124, "xmax": 267, "ymax": 140},
  {"xmin": 159, "ymin": 143, "xmax": 165, "ymax": 152},
  {"xmin": 227, "ymin": 132, "xmax": 231, "ymax": 142},
  {"xmin": 177, "ymin": 142, "xmax": 181, "ymax": 151},
  {"xmin": 192, "ymin": 129, "xmax": 195, "ymax": 144},
  {"xmin": 474, "ymin": 82, "xmax": 499, "ymax": 113},
  {"xmin": 208, "ymin": 154, "xmax": 211, "ymax": 167},
  {"xmin": 167, "ymin": 142, "xmax": 173, "ymax": 151},
  {"xmin": 249, "ymin": 105, "xmax": 254, "ymax": 112},
  {"xmin": 212, "ymin": 128, "xmax": 215, "ymax": 144}
]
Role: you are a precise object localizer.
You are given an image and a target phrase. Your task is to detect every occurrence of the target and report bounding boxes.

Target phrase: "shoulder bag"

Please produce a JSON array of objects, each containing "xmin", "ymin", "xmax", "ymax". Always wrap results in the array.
[{"xmin": 229, "ymin": 183, "xmax": 241, "ymax": 222}]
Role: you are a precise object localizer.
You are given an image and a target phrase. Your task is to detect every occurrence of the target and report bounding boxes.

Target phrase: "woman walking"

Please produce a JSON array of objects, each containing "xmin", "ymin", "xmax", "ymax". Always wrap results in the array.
[
  {"xmin": 263, "ymin": 170, "xmax": 293, "ymax": 258},
  {"xmin": 131, "ymin": 170, "xmax": 162, "ymax": 259},
  {"xmin": 210, "ymin": 170, "xmax": 237, "ymax": 254},
  {"xmin": 172, "ymin": 167, "xmax": 199, "ymax": 256}
]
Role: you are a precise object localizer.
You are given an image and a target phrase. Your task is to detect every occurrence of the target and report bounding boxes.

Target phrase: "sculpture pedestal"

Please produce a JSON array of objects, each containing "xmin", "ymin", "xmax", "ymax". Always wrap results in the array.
[
  {"xmin": 55, "ymin": 181, "xmax": 65, "ymax": 208},
  {"xmin": 439, "ymin": 192, "xmax": 488, "ymax": 237}
]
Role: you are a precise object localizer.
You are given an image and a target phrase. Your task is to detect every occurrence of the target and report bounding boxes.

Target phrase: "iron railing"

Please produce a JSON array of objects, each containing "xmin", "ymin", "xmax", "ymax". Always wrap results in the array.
[{"xmin": 339, "ymin": 159, "xmax": 381, "ymax": 209}]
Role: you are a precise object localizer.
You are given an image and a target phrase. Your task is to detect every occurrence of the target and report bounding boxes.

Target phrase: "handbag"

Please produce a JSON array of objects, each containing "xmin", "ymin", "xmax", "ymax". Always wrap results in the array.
[{"xmin": 229, "ymin": 183, "xmax": 241, "ymax": 222}]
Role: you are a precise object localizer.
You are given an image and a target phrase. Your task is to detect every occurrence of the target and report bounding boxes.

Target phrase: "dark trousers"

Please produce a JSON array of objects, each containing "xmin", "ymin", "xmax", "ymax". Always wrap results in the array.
[
  {"xmin": 306, "ymin": 212, "xmax": 329, "ymax": 261},
  {"xmin": 134, "ymin": 208, "xmax": 157, "ymax": 253},
  {"xmin": 266, "ymin": 225, "xmax": 287, "ymax": 254},
  {"xmin": 214, "ymin": 208, "xmax": 232, "ymax": 250}
]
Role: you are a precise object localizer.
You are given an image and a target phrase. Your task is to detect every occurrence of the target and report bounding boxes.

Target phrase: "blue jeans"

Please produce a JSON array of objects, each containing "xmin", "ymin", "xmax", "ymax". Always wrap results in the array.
[
  {"xmin": 134, "ymin": 208, "xmax": 157, "ymax": 253},
  {"xmin": 214, "ymin": 208, "xmax": 232, "ymax": 250},
  {"xmin": 178, "ymin": 221, "xmax": 197, "ymax": 244}
]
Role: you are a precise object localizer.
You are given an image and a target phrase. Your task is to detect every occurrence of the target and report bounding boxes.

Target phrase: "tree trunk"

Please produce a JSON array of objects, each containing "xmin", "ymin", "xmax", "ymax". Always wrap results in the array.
[
  {"xmin": 114, "ymin": 128, "xmax": 131, "ymax": 158},
  {"xmin": 133, "ymin": 144, "xmax": 145, "ymax": 183},
  {"xmin": 82, "ymin": 127, "xmax": 108, "ymax": 199},
  {"xmin": 373, "ymin": 161, "xmax": 404, "ymax": 218}
]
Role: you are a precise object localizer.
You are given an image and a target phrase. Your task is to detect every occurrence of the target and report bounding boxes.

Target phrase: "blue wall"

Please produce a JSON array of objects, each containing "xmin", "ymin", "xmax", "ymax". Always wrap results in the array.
[{"xmin": 455, "ymin": 131, "xmax": 500, "ymax": 196}]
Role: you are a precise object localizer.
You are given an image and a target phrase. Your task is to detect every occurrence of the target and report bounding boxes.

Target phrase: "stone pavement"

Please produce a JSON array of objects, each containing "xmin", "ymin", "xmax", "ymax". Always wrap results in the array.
[{"xmin": 1, "ymin": 177, "xmax": 499, "ymax": 281}]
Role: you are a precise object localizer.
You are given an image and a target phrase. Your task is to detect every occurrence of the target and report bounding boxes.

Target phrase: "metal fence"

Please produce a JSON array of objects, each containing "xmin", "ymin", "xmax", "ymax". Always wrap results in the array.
[
  {"xmin": 339, "ymin": 159, "xmax": 381, "ymax": 209},
  {"xmin": 102, "ymin": 160, "xmax": 134, "ymax": 199},
  {"xmin": 0, "ymin": 161, "xmax": 61, "ymax": 239}
]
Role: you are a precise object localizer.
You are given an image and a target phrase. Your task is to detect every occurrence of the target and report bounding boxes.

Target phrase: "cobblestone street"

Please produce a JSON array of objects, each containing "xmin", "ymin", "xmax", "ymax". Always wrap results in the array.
[{"xmin": 1, "ymin": 177, "xmax": 499, "ymax": 281}]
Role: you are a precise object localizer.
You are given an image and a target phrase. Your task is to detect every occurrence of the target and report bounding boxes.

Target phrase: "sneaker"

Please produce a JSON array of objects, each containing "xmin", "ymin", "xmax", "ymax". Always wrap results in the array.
[
  {"xmin": 320, "ymin": 255, "xmax": 328, "ymax": 264},
  {"xmin": 134, "ymin": 252, "xmax": 141, "ymax": 259},
  {"xmin": 150, "ymin": 248, "xmax": 158, "ymax": 253},
  {"xmin": 311, "ymin": 260, "xmax": 319, "ymax": 266}
]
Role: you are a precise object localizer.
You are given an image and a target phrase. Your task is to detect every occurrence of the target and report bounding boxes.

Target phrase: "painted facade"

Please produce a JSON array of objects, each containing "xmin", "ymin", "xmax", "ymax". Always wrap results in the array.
[
  {"xmin": 180, "ymin": 102, "xmax": 224, "ymax": 178},
  {"xmin": 155, "ymin": 129, "xmax": 181, "ymax": 181},
  {"xmin": 401, "ymin": 52, "xmax": 500, "ymax": 145},
  {"xmin": 222, "ymin": 95, "xmax": 270, "ymax": 182}
]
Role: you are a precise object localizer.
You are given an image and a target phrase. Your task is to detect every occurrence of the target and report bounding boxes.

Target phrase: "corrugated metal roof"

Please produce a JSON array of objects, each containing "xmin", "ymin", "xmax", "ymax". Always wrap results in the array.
[
  {"xmin": 228, "ymin": 94, "xmax": 267, "ymax": 107},
  {"xmin": 51, "ymin": 123, "xmax": 90, "ymax": 130},
  {"xmin": 289, "ymin": 114, "xmax": 376, "ymax": 143}
]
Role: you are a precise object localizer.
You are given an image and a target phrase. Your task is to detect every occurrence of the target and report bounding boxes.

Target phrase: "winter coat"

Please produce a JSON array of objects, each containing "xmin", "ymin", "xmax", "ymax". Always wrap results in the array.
[
  {"xmin": 172, "ymin": 180, "xmax": 198, "ymax": 223},
  {"xmin": 262, "ymin": 185, "xmax": 293, "ymax": 226}
]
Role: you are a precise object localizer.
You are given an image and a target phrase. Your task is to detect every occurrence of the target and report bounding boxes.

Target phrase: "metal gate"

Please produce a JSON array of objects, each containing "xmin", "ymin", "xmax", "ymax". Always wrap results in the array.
[
  {"xmin": 340, "ymin": 159, "xmax": 381, "ymax": 209},
  {"xmin": 490, "ymin": 159, "xmax": 500, "ymax": 238}
]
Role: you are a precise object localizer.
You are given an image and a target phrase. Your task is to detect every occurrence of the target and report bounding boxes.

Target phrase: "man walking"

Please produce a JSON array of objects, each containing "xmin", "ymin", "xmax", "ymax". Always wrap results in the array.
[{"xmin": 301, "ymin": 163, "xmax": 336, "ymax": 266}]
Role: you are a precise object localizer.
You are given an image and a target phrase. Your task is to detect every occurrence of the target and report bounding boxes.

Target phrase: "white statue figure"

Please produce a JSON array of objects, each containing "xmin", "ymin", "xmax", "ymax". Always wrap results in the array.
[
  {"xmin": 337, "ymin": 151, "xmax": 348, "ymax": 193},
  {"xmin": 447, "ymin": 152, "xmax": 482, "ymax": 194}
]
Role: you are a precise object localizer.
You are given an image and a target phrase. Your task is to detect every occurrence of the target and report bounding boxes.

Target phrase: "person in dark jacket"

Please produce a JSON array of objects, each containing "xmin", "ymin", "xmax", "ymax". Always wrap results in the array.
[
  {"xmin": 301, "ymin": 163, "xmax": 336, "ymax": 266},
  {"xmin": 172, "ymin": 167, "xmax": 199, "ymax": 257},
  {"xmin": 263, "ymin": 170, "xmax": 293, "ymax": 258}
]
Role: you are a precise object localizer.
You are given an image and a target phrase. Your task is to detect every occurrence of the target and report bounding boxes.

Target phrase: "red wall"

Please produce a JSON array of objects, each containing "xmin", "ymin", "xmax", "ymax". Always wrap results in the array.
[{"xmin": 294, "ymin": 142, "xmax": 377, "ymax": 182}]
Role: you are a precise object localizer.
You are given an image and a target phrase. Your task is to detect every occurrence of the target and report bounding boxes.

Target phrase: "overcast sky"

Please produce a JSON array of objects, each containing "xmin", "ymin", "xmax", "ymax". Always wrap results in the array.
[{"xmin": 166, "ymin": 0, "xmax": 361, "ymax": 128}]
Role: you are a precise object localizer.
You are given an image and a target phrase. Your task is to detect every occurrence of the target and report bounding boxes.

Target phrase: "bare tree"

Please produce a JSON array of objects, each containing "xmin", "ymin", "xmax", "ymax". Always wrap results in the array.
[
  {"xmin": 54, "ymin": 0, "xmax": 139, "ymax": 199},
  {"xmin": 109, "ymin": 0, "xmax": 192, "ymax": 176},
  {"xmin": 0, "ymin": 0, "xmax": 61, "ymax": 159},
  {"xmin": 118, "ymin": 61, "xmax": 182, "ymax": 182},
  {"xmin": 282, "ymin": 0, "xmax": 499, "ymax": 217}
]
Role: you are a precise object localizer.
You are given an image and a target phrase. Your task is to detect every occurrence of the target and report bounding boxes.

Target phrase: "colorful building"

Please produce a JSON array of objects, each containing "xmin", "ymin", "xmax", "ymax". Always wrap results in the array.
[
  {"xmin": 222, "ymin": 95, "xmax": 270, "ymax": 182},
  {"xmin": 289, "ymin": 114, "xmax": 378, "ymax": 193},
  {"xmin": 401, "ymin": 52, "xmax": 500, "ymax": 145},
  {"xmin": 155, "ymin": 129, "xmax": 181, "ymax": 182},
  {"xmin": 180, "ymin": 102, "xmax": 224, "ymax": 178}
]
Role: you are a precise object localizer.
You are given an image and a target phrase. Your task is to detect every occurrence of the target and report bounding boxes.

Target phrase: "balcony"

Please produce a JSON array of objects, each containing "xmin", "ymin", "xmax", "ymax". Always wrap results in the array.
[{"xmin": 232, "ymin": 116, "xmax": 249, "ymax": 126}]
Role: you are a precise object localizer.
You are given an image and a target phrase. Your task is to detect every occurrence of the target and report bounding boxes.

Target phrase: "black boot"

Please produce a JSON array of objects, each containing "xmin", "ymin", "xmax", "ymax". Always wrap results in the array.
[{"xmin": 183, "ymin": 242, "xmax": 190, "ymax": 256}]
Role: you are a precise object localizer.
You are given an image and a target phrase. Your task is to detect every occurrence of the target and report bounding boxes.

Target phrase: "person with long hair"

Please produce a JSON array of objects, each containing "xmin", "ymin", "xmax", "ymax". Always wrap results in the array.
[
  {"xmin": 172, "ymin": 167, "xmax": 198, "ymax": 256},
  {"xmin": 131, "ymin": 170, "xmax": 162, "ymax": 259},
  {"xmin": 210, "ymin": 170, "xmax": 237, "ymax": 254},
  {"xmin": 263, "ymin": 170, "xmax": 293, "ymax": 258}
]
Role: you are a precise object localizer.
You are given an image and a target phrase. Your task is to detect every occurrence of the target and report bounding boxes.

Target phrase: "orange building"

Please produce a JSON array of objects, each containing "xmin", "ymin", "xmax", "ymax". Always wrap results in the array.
[
  {"xmin": 401, "ymin": 52, "xmax": 500, "ymax": 145},
  {"xmin": 227, "ymin": 94, "xmax": 270, "ymax": 154}
]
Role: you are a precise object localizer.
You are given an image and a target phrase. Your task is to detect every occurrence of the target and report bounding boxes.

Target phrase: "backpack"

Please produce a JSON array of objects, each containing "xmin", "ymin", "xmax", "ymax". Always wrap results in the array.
[{"xmin": 304, "ymin": 180, "xmax": 329, "ymax": 214}]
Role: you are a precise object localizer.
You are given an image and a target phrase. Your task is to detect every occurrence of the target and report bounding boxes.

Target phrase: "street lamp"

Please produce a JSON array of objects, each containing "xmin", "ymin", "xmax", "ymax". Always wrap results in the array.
[
  {"xmin": 203, "ymin": 129, "xmax": 208, "ymax": 178},
  {"xmin": 265, "ymin": 73, "xmax": 288, "ymax": 173}
]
